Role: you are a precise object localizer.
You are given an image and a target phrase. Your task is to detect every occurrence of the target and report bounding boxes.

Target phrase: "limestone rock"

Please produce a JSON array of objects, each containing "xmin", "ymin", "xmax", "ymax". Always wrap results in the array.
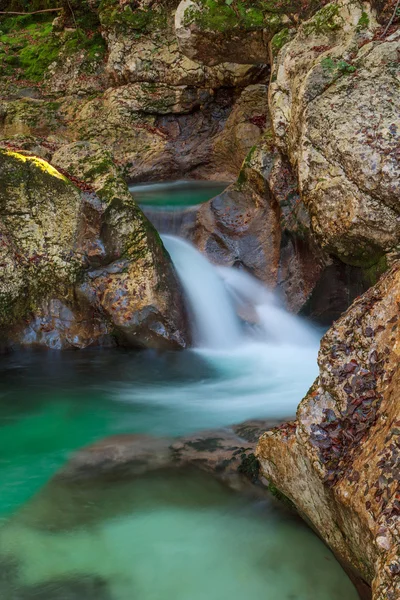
[
  {"xmin": 257, "ymin": 263, "xmax": 400, "ymax": 599},
  {"xmin": 52, "ymin": 142, "xmax": 190, "ymax": 349},
  {"xmin": 212, "ymin": 84, "xmax": 269, "ymax": 177},
  {"xmin": 175, "ymin": 0, "xmax": 277, "ymax": 66},
  {"xmin": 0, "ymin": 146, "xmax": 189, "ymax": 350},
  {"xmin": 103, "ymin": 18, "xmax": 264, "ymax": 88},
  {"xmin": 269, "ymin": 0, "xmax": 400, "ymax": 267}
]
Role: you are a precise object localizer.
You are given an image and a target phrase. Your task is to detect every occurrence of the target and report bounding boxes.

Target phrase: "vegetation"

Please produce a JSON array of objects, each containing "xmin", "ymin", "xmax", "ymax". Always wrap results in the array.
[
  {"xmin": 303, "ymin": 3, "xmax": 341, "ymax": 35},
  {"xmin": 0, "ymin": 9, "xmax": 105, "ymax": 83},
  {"xmin": 99, "ymin": 0, "xmax": 169, "ymax": 33},
  {"xmin": 321, "ymin": 55, "xmax": 356, "ymax": 75}
]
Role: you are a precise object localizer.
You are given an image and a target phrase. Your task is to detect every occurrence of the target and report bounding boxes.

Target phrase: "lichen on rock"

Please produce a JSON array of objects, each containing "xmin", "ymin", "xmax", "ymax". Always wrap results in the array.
[
  {"xmin": 268, "ymin": 0, "xmax": 400, "ymax": 268},
  {"xmin": 0, "ymin": 145, "xmax": 189, "ymax": 350}
]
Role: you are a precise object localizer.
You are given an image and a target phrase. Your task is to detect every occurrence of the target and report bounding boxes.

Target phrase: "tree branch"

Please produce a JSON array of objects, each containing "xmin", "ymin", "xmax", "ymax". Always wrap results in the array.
[
  {"xmin": 0, "ymin": 8, "xmax": 62, "ymax": 15},
  {"xmin": 381, "ymin": 0, "xmax": 400, "ymax": 37}
]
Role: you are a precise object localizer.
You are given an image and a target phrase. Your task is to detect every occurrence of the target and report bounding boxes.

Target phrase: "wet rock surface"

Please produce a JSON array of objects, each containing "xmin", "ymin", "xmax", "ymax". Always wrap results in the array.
[{"xmin": 257, "ymin": 263, "xmax": 400, "ymax": 599}]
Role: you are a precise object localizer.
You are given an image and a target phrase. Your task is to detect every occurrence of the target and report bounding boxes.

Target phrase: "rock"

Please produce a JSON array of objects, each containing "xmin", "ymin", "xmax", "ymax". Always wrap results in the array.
[
  {"xmin": 103, "ymin": 82, "xmax": 207, "ymax": 115},
  {"xmin": 257, "ymin": 262, "xmax": 400, "ymax": 599},
  {"xmin": 0, "ymin": 151, "xmax": 83, "ymax": 333},
  {"xmin": 191, "ymin": 139, "xmax": 281, "ymax": 286},
  {"xmin": 13, "ymin": 577, "xmax": 111, "ymax": 600},
  {"xmin": 52, "ymin": 142, "xmax": 190, "ymax": 349},
  {"xmin": 13, "ymin": 419, "xmax": 284, "ymax": 532},
  {"xmin": 0, "ymin": 147, "xmax": 189, "ymax": 350},
  {"xmin": 269, "ymin": 0, "xmax": 400, "ymax": 268},
  {"xmin": 175, "ymin": 0, "xmax": 279, "ymax": 66},
  {"xmin": 102, "ymin": 11, "xmax": 265, "ymax": 88},
  {"xmin": 212, "ymin": 84, "xmax": 269, "ymax": 177}
]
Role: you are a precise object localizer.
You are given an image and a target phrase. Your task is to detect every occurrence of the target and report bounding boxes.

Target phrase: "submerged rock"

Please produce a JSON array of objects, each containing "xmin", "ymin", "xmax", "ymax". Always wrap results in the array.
[
  {"xmin": 0, "ymin": 146, "xmax": 189, "ymax": 350},
  {"xmin": 257, "ymin": 263, "xmax": 400, "ymax": 599},
  {"xmin": 10, "ymin": 419, "xmax": 282, "ymax": 533}
]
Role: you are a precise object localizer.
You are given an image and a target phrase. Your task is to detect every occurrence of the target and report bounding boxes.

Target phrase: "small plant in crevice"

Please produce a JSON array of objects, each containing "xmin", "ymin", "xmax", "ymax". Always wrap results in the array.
[{"xmin": 321, "ymin": 56, "xmax": 356, "ymax": 76}]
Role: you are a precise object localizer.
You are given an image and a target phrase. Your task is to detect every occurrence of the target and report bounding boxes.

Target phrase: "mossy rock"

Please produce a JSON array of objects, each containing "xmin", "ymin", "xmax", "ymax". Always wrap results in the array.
[
  {"xmin": 99, "ymin": 0, "xmax": 169, "ymax": 34},
  {"xmin": 0, "ymin": 149, "xmax": 82, "ymax": 326}
]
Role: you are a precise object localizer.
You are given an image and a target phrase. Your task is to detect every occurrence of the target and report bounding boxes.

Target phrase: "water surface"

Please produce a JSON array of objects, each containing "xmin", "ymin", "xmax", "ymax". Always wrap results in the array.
[
  {"xmin": 0, "ymin": 235, "xmax": 357, "ymax": 600},
  {"xmin": 129, "ymin": 180, "xmax": 228, "ymax": 210}
]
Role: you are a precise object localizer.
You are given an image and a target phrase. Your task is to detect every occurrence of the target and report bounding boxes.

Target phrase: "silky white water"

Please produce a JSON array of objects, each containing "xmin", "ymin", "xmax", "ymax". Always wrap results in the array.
[
  {"xmin": 111, "ymin": 234, "xmax": 320, "ymax": 426},
  {"xmin": 162, "ymin": 235, "xmax": 242, "ymax": 349}
]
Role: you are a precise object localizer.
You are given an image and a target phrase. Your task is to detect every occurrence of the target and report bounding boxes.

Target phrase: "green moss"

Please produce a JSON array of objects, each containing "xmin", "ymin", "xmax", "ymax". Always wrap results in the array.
[
  {"xmin": 356, "ymin": 10, "xmax": 369, "ymax": 30},
  {"xmin": 0, "ymin": 6, "xmax": 106, "ymax": 84},
  {"xmin": 182, "ymin": 0, "xmax": 285, "ymax": 33},
  {"xmin": 362, "ymin": 254, "xmax": 388, "ymax": 287},
  {"xmin": 268, "ymin": 482, "xmax": 296, "ymax": 510},
  {"xmin": 321, "ymin": 56, "xmax": 356, "ymax": 75},
  {"xmin": 303, "ymin": 3, "xmax": 342, "ymax": 36},
  {"xmin": 271, "ymin": 26, "xmax": 290, "ymax": 55},
  {"xmin": 99, "ymin": 0, "xmax": 168, "ymax": 34},
  {"xmin": 237, "ymin": 452, "xmax": 260, "ymax": 483}
]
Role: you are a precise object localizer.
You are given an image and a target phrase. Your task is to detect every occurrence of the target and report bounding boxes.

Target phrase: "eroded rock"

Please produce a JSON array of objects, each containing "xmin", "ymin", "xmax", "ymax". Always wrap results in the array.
[
  {"xmin": 0, "ymin": 146, "xmax": 189, "ymax": 350},
  {"xmin": 257, "ymin": 263, "xmax": 400, "ymax": 599},
  {"xmin": 269, "ymin": 0, "xmax": 400, "ymax": 267}
]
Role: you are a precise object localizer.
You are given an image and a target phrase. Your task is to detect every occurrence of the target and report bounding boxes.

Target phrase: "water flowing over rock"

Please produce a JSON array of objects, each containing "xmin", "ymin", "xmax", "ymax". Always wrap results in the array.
[
  {"xmin": 0, "ymin": 146, "xmax": 189, "ymax": 350},
  {"xmin": 257, "ymin": 263, "xmax": 400, "ymax": 599}
]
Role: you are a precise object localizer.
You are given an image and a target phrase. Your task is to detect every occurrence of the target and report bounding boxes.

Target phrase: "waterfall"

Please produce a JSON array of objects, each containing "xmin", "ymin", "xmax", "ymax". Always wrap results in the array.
[
  {"xmin": 217, "ymin": 267, "xmax": 318, "ymax": 346},
  {"xmin": 162, "ymin": 235, "xmax": 242, "ymax": 350},
  {"xmin": 162, "ymin": 235, "xmax": 318, "ymax": 350}
]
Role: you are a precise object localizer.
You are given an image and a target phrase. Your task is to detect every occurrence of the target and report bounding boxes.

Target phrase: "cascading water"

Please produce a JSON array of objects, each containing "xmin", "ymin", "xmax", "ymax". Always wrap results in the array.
[
  {"xmin": 162, "ymin": 234, "xmax": 318, "ymax": 350},
  {"xmin": 217, "ymin": 266, "xmax": 318, "ymax": 346},
  {"xmin": 162, "ymin": 235, "xmax": 242, "ymax": 350}
]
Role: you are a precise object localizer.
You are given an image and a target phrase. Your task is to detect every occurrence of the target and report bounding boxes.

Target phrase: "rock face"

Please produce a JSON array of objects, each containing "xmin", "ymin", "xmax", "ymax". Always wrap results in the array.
[
  {"xmin": 191, "ymin": 131, "xmax": 369, "ymax": 319},
  {"xmin": 269, "ymin": 0, "xmax": 400, "ymax": 268},
  {"xmin": 191, "ymin": 0, "xmax": 399, "ymax": 319},
  {"xmin": 0, "ymin": 147, "xmax": 189, "ymax": 350},
  {"xmin": 0, "ymin": 0, "xmax": 269, "ymax": 183},
  {"xmin": 175, "ymin": 0, "xmax": 273, "ymax": 66},
  {"xmin": 257, "ymin": 263, "xmax": 400, "ymax": 599}
]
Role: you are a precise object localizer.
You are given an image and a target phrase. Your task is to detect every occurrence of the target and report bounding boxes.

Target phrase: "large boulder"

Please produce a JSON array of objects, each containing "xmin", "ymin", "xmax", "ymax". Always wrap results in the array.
[
  {"xmin": 0, "ymin": 146, "xmax": 189, "ymax": 350},
  {"xmin": 257, "ymin": 263, "xmax": 400, "ymax": 599},
  {"xmin": 175, "ymin": 0, "xmax": 283, "ymax": 66},
  {"xmin": 269, "ymin": 0, "xmax": 400, "ymax": 268},
  {"xmin": 191, "ymin": 131, "xmax": 370, "ymax": 320}
]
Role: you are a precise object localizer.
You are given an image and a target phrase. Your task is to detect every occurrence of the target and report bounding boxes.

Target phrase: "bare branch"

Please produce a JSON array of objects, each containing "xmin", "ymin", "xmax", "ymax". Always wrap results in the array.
[
  {"xmin": 0, "ymin": 8, "xmax": 62, "ymax": 15},
  {"xmin": 65, "ymin": 0, "xmax": 78, "ymax": 28},
  {"xmin": 381, "ymin": 0, "xmax": 400, "ymax": 37}
]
